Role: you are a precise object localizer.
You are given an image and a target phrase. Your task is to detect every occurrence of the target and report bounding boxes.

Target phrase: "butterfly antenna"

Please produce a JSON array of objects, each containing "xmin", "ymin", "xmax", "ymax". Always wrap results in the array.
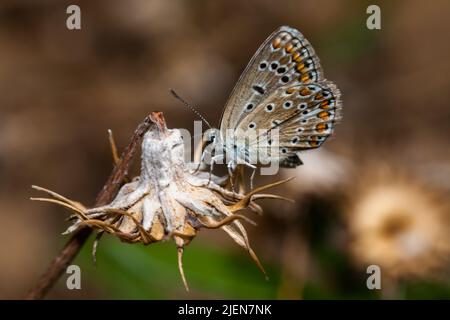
[{"xmin": 169, "ymin": 89, "xmax": 212, "ymax": 129}]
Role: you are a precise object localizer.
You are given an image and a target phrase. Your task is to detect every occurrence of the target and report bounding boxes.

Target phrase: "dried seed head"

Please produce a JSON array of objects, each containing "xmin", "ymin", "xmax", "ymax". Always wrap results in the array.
[
  {"xmin": 32, "ymin": 112, "xmax": 292, "ymax": 291},
  {"xmin": 346, "ymin": 169, "xmax": 450, "ymax": 281}
]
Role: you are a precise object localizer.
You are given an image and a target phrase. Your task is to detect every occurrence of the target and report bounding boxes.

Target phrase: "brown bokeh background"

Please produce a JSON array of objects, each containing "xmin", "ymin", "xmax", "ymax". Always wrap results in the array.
[{"xmin": 0, "ymin": 0, "xmax": 449, "ymax": 299}]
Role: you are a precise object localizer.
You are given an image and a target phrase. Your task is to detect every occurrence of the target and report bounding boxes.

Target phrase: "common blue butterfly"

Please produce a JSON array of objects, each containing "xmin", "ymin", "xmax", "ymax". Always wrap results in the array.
[{"xmin": 202, "ymin": 26, "xmax": 342, "ymax": 182}]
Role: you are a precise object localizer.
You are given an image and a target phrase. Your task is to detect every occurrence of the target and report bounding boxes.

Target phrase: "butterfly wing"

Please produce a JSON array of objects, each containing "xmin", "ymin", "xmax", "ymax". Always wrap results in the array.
[
  {"xmin": 219, "ymin": 26, "xmax": 324, "ymax": 136},
  {"xmin": 235, "ymin": 81, "xmax": 342, "ymax": 167}
]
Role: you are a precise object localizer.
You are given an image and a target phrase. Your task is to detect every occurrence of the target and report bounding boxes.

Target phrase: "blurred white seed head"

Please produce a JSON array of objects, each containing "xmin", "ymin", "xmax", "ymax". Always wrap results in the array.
[{"xmin": 346, "ymin": 168, "xmax": 450, "ymax": 280}]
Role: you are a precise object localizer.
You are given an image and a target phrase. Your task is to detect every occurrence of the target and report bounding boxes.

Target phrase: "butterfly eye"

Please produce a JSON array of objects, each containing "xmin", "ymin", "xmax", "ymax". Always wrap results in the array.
[{"xmin": 265, "ymin": 104, "xmax": 275, "ymax": 112}]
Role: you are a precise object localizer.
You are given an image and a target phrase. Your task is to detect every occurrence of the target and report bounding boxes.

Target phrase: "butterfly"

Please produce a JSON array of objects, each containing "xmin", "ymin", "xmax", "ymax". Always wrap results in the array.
[{"xmin": 201, "ymin": 26, "xmax": 342, "ymax": 180}]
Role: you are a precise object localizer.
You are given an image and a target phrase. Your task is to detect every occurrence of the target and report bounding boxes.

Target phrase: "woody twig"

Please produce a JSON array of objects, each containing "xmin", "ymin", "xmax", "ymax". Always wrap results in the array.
[{"xmin": 25, "ymin": 114, "xmax": 153, "ymax": 300}]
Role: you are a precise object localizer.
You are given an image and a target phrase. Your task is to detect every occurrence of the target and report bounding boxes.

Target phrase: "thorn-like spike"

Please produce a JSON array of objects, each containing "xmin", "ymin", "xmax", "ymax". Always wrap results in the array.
[
  {"xmin": 248, "ymin": 247, "xmax": 268, "ymax": 280},
  {"xmin": 30, "ymin": 197, "xmax": 88, "ymax": 219},
  {"xmin": 177, "ymin": 247, "xmax": 190, "ymax": 292},
  {"xmin": 92, "ymin": 232, "xmax": 104, "ymax": 267},
  {"xmin": 251, "ymin": 194, "xmax": 295, "ymax": 203},
  {"xmin": 199, "ymin": 214, "xmax": 256, "ymax": 229},
  {"xmin": 228, "ymin": 177, "xmax": 295, "ymax": 212},
  {"xmin": 108, "ymin": 129, "xmax": 120, "ymax": 165}
]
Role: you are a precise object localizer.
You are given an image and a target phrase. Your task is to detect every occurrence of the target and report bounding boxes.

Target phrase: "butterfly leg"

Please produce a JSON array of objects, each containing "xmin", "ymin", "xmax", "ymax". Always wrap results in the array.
[
  {"xmin": 249, "ymin": 167, "xmax": 257, "ymax": 190},
  {"xmin": 207, "ymin": 157, "xmax": 215, "ymax": 186},
  {"xmin": 241, "ymin": 161, "xmax": 257, "ymax": 190},
  {"xmin": 208, "ymin": 154, "xmax": 224, "ymax": 186},
  {"xmin": 194, "ymin": 148, "xmax": 210, "ymax": 174},
  {"xmin": 227, "ymin": 160, "xmax": 237, "ymax": 194}
]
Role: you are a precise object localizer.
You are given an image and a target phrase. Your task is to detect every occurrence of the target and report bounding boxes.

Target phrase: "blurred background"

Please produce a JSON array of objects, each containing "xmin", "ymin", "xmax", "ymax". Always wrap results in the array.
[{"xmin": 1, "ymin": 0, "xmax": 449, "ymax": 299}]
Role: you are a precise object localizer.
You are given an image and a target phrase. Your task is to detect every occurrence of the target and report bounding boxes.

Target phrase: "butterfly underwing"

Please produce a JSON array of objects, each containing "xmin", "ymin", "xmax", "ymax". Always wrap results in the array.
[{"xmin": 207, "ymin": 26, "xmax": 342, "ymax": 171}]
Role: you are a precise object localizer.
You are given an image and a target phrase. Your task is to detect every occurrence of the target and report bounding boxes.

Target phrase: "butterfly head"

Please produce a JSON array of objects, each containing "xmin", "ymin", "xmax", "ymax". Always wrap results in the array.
[{"xmin": 204, "ymin": 128, "xmax": 219, "ymax": 145}]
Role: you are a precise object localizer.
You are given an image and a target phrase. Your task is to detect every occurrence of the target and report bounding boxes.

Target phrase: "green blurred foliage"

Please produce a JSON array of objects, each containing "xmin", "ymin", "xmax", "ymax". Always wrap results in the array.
[
  {"xmin": 76, "ymin": 235, "xmax": 282, "ymax": 299},
  {"xmin": 72, "ymin": 230, "xmax": 450, "ymax": 299}
]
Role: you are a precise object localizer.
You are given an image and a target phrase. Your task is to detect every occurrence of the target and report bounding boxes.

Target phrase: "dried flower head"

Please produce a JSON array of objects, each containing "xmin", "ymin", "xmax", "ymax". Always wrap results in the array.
[
  {"xmin": 32, "ymin": 112, "xmax": 291, "ymax": 291},
  {"xmin": 346, "ymin": 169, "xmax": 450, "ymax": 281}
]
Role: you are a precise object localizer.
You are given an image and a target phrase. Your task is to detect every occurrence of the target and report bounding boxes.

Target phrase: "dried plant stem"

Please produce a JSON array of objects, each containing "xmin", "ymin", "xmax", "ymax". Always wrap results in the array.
[{"xmin": 25, "ymin": 114, "xmax": 154, "ymax": 300}]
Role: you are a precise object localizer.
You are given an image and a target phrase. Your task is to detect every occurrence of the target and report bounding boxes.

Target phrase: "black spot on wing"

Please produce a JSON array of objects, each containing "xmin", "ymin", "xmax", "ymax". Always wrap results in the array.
[
  {"xmin": 252, "ymin": 85, "xmax": 265, "ymax": 95},
  {"xmin": 280, "ymin": 153, "xmax": 303, "ymax": 168}
]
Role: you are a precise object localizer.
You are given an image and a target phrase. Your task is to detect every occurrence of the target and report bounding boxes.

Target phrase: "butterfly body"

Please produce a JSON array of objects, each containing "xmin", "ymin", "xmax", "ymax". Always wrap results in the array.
[{"xmin": 203, "ymin": 26, "xmax": 342, "ymax": 176}]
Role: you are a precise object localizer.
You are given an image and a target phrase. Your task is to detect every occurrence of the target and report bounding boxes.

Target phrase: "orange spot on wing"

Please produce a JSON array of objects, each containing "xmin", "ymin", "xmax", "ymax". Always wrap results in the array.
[
  {"xmin": 318, "ymin": 111, "xmax": 330, "ymax": 120},
  {"xmin": 315, "ymin": 93, "xmax": 324, "ymax": 100},
  {"xmin": 299, "ymin": 88, "xmax": 311, "ymax": 96},
  {"xmin": 316, "ymin": 123, "xmax": 328, "ymax": 133},
  {"xmin": 286, "ymin": 87, "xmax": 296, "ymax": 94},
  {"xmin": 296, "ymin": 63, "xmax": 305, "ymax": 72},
  {"xmin": 280, "ymin": 56, "xmax": 291, "ymax": 65},
  {"xmin": 272, "ymin": 38, "xmax": 281, "ymax": 49},
  {"xmin": 292, "ymin": 52, "xmax": 302, "ymax": 62},
  {"xmin": 301, "ymin": 74, "xmax": 310, "ymax": 82},
  {"xmin": 321, "ymin": 100, "xmax": 330, "ymax": 109},
  {"xmin": 285, "ymin": 43, "xmax": 294, "ymax": 53}
]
